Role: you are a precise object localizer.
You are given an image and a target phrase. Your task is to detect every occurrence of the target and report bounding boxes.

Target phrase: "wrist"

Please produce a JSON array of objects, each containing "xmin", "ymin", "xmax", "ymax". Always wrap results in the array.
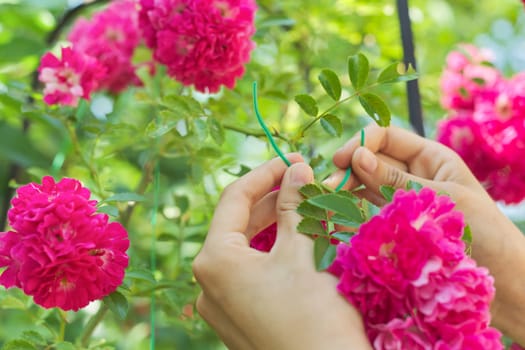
[{"xmin": 489, "ymin": 227, "xmax": 525, "ymax": 344}]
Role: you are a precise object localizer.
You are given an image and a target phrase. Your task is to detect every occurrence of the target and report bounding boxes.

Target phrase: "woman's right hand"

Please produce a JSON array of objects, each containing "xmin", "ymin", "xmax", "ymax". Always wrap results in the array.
[{"xmin": 328, "ymin": 123, "xmax": 525, "ymax": 344}]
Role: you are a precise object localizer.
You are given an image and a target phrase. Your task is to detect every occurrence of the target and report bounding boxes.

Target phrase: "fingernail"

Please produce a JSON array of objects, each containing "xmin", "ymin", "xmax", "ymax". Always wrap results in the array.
[
  {"xmin": 360, "ymin": 148, "xmax": 377, "ymax": 173},
  {"xmin": 290, "ymin": 163, "xmax": 310, "ymax": 185},
  {"xmin": 323, "ymin": 173, "xmax": 337, "ymax": 185},
  {"xmin": 322, "ymin": 170, "xmax": 343, "ymax": 188}
]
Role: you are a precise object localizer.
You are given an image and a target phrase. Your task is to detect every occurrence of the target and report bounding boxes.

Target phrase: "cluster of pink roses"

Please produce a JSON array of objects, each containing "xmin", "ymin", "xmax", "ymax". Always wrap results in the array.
[
  {"xmin": 0, "ymin": 177, "xmax": 129, "ymax": 311},
  {"xmin": 38, "ymin": 0, "xmax": 257, "ymax": 106},
  {"xmin": 38, "ymin": 0, "xmax": 142, "ymax": 106},
  {"xmin": 328, "ymin": 188, "xmax": 502, "ymax": 349},
  {"xmin": 437, "ymin": 44, "xmax": 525, "ymax": 204}
]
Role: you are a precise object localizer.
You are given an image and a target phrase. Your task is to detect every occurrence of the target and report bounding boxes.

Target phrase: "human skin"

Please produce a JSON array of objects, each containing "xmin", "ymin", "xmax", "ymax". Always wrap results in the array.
[
  {"xmin": 330, "ymin": 123, "xmax": 525, "ymax": 345},
  {"xmin": 192, "ymin": 154, "xmax": 372, "ymax": 350}
]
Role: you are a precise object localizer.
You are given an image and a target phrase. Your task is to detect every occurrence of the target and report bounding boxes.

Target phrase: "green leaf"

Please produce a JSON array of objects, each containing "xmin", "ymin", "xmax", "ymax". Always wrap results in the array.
[
  {"xmin": 224, "ymin": 164, "xmax": 251, "ymax": 177},
  {"xmin": 157, "ymin": 233, "xmax": 177, "ymax": 241},
  {"xmin": 299, "ymin": 183, "xmax": 324, "ymax": 198},
  {"xmin": 54, "ymin": 342, "xmax": 76, "ymax": 350},
  {"xmin": 296, "ymin": 201, "xmax": 327, "ymax": 221},
  {"xmin": 103, "ymin": 192, "xmax": 147, "ymax": 203},
  {"xmin": 0, "ymin": 122, "xmax": 49, "ymax": 168},
  {"xmin": 358, "ymin": 93, "xmax": 391, "ymax": 126},
  {"xmin": 320, "ymin": 114, "xmax": 342, "ymax": 137},
  {"xmin": 463, "ymin": 225, "xmax": 473, "ymax": 248},
  {"xmin": 97, "ymin": 205, "xmax": 119, "ymax": 217},
  {"xmin": 125, "ymin": 268, "xmax": 157, "ymax": 284},
  {"xmin": 380, "ymin": 185, "xmax": 396, "ymax": 202},
  {"xmin": 0, "ymin": 295, "xmax": 27, "ymax": 310},
  {"xmin": 458, "ymin": 87, "xmax": 469, "ymax": 98},
  {"xmin": 145, "ymin": 114, "xmax": 178, "ymax": 138},
  {"xmin": 314, "ymin": 239, "xmax": 336, "ymax": 271},
  {"xmin": 406, "ymin": 180, "xmax": 423, "ymax": 192},
  {"xmin": 264, "ymin": 90, "xmax": 289, "ymax": 101},
  {"xmin": 472, "ymin": 77, "xmax": 485, "ymax": 85},
  {"xmin": 377, "ymin": 62, "xmax": 418, "ymax": 84},
  {"xmin": 309, "ymin": 155, "xmax": 328, "ymax": 174},
  {"xmin": 348, "ymin": 53, "xmax": 370, "ymax": 89},
  {"xmin": 331, "ymin": 231, "xmax": 354, "ymax": 244},
  {"xmin": 307, "ymin": 193, "xmax": 363, "ymax": 222},
  {"xmin": 318, "ymin": 69, "xmax": 342, "ymax": 101},
  {"xmin": 162, "ymin": 95, "xmax": 204, "ymax": 118},
  {"xmin": 21, "ymin": 331, "xmax": 46, "ymax": 347},
  {"xmin": 313, "ymin": 237, "xmax": 329, "ymax": 268},
  {"xmin": 294, "ymin": 94, "xmax": 318, "ymax": 116},
  {"xmin": 208, "ymin": 117, "xmax": 225, "ymax": 145},
  {"xmin": 196, "ymin": 146, "xmax": 222, "ymax": 158},
  {"xmin": 1, "ymin": 339, "xmax": 37, "ymax": 350},
  {"xmin": 297, "ymin": 218, "xmax": 327, "ymax": 236},
  {"xmin": 330, "ymin": 214, "xmax": 362, "ymax": 227},
  {"xmin": 461, "ymin": 225, "xmax": 472, "ymax": 256},
  {"xmin": 175, "ymin": 195, "xmax": 190, "ymax": 214},
  {"xmin": 361, "ymin": 199, "xmax": 381, "ymax": 220},
  {"xmin": 191, "ymin": 162, "xmax": 204, "ymax": 183},
  {"xmin": 0, "ymin": 35, "xmax": 45, "ymax": 63},
  {"xmin": 104, "ymin": 291, "xmax": 129, "ymax": 320},
  {"xmin": 193, "ymin": 118, "xmax": 208, "ymax": 142}
]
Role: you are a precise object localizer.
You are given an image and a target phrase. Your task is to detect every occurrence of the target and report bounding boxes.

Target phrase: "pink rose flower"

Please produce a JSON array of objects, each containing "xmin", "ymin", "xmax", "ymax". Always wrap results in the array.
[
  {"xmin": 440, "ymin": 45, "xmax": 502, "ymax": 111},
  {"xmin": 0, "ymin": 176, "xmax": 129, "ymax": 311},
  {"xmin": 38, "ymin": 47, "xmax": 106, "ymax": 106},
  {"xmin": 329, "ymin": 188, "xmax": 502, "ymax": 348},
  {"xmin": 250, "ymin": 223, "xmax": 277, "ymax": 252},
  {"xmin": 411, "ymin": 258, "xmax": 494, "ymax": 338},
  {"xmin": 68, "ymin": 0, "xmax": 143, "ymax": 93},
  {"xmin": 372, "ymin": 318, "xmax": 432, "ymax": 350},
  {"xmin": 138, "ymin": 0, "xmax": 257, "ymax": 93},
  {"xmin": 438, "ymin": 44, "xmax": 525, "ymax": 204}
]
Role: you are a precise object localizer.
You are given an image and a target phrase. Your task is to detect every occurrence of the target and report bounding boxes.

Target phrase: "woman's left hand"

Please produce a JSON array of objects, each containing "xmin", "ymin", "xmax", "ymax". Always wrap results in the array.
[{"xmin": 192, "ymin": 154, "xmax": 371, "ymax": 350}]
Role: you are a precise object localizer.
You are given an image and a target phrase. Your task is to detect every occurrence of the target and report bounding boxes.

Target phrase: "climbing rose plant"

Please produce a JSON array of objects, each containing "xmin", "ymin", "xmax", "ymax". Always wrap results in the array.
[
  {"xmin": 2, "ymin": 0, "xmax": 524, "ymax": 349},
  {"xmin": 38, "ymin": 0, "xmax": 257, "ymax": 105}
]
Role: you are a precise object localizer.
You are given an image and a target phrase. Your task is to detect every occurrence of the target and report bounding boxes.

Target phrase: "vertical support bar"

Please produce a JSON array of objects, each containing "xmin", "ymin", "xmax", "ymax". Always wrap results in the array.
[{"xmin": 396, "ymin": 0, "xmax": 425, "ymax": 136}]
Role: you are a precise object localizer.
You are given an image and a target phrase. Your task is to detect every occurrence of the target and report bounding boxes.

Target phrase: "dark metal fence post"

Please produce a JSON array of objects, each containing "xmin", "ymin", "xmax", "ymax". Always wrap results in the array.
[{"xmin": 396, "ymin": 0, "xmax": 425, "ymax": 137}]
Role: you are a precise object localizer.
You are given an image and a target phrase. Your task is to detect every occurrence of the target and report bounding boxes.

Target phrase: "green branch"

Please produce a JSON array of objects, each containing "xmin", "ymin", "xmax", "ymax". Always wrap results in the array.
[
  {"xmin": 79, "ymin": 303, "xmax": 109, "ymax": 347},
  {"xmin": 295, "ymin": 82, "xmax": 380, "ymax": 140},
  {"xmin": 223, "ymin": 122, "xmax": 289, "ymax": 142}
]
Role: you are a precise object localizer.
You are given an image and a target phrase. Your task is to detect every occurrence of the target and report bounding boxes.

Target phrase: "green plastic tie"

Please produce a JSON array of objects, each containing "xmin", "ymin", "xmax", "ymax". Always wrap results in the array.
[
  {"xmin": 150, "ymin": 162, "xmax": 160, "ymax": 349},
  {"xmin": 252, "ymin": 82, "xmax": 291, "ymax": 166}
]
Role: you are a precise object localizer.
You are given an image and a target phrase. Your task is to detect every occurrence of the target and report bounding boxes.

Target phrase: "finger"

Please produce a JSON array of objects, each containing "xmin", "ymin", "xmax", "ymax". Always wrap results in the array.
[
  {"xmin": 334, "ymin": 124, "xmax": 429, "ymax": 173},
  {"xmin": 325, "ymin": 153, "xmax": 408, "ymax": 192},
  {"xmin": 196, "ymin": 293, "xmax": 254, "ymax": 350},
  {"xmin": 208, "ymin": 153, "xmax": 303, "ymax": 240},
  {"xmin": 322, "ymin": 168, "xmax": 361, "ymax": 191},
  {"xmin": 351, "ymin": 186, "xmax": 389, "ymax": 207},
  {"xmin": 351, "ymin": 146, "xmax": 438, "ymax": 195},
  {"xmin": 245, "ymin": 190, "xmax": 278, "ymax": 240},
  {"xmin": 273, "ymin": 162, "xmax": 315, "ymax": 255},
  {"xmin": 333, "ymin": 123, "xmax": 387, "ymax": 169}
]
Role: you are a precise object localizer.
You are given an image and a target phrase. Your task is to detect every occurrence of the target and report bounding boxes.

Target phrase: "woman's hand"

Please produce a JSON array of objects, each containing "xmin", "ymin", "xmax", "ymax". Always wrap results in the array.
[
  {"xmin": 329, "ymin": 123, "xmax": 525, "ymax": 344},
  {"xmin": 192, "ymin": 154, "xmax": 371, "ymax": 350}
]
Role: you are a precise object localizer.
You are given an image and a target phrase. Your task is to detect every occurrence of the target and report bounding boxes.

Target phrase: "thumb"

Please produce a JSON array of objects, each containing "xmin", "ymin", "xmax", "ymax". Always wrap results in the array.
[
  {"xmin": 274, "ymin": 162, "xmax": 314, "ymax": 249},
  {"xmin": 352, "ymin": 146, "xmax": 433, "ymax": 195}
]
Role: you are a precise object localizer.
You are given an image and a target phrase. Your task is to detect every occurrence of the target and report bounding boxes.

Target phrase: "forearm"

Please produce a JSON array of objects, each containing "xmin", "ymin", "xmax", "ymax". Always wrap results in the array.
[
  {"xmin": 470, "ymin": 206, "xmax": 525, "ymax": 344},
  {"xmin": 490, "ymin": 224, "xmax": 525, "ymax": 344}
]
